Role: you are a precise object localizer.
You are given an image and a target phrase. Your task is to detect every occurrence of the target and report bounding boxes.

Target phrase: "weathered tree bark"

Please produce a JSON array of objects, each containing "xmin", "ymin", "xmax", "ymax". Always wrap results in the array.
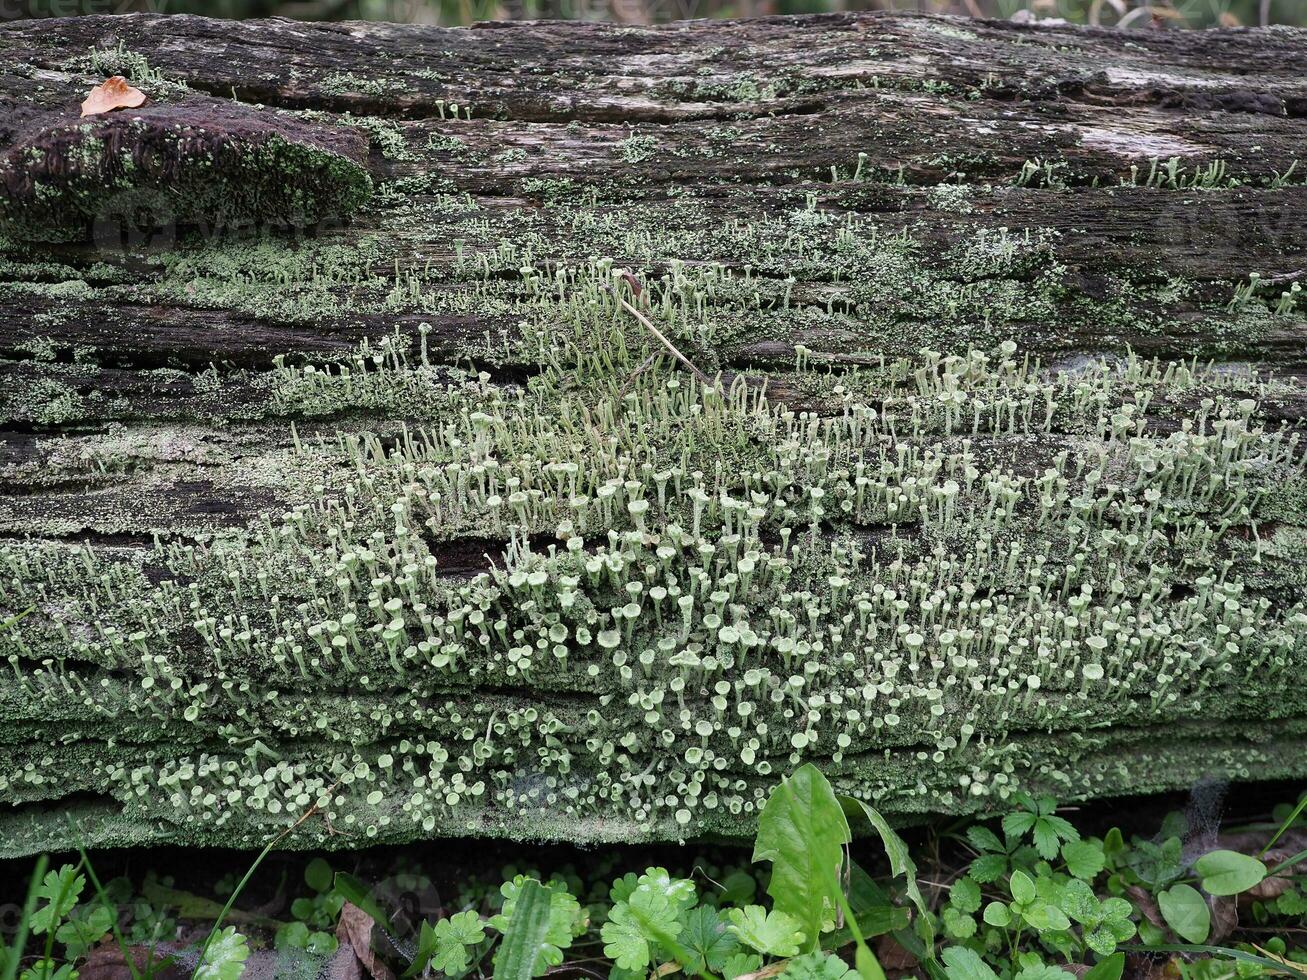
[{"xmin": 0, "ymin": 11, "xmax": 1305, "ymax": 854}]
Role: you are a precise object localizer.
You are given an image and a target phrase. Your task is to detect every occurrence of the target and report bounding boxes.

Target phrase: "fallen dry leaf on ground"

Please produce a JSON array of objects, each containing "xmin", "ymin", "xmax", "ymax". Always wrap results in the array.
[
  {"xmin": 323, "ymin": 943, "xmax": 366, "ymax": 980},
  {"xmin": 1209, "ymin": 895, "xmax": 1239, "ymax": 944},
  {"xmin": 1127, "ymin": 885, "xmax": 1167, "ymax": 931},
  {"xmin": 336, "ymin": 902, "xmax": 395, "ymax": 980},
  {"xmin": 81, "ymin": 75, "xmax": 146, "ymax": 117},
  {"xmin": 875, "ymin": 934, "xmax": 918, "ymax": 974}
]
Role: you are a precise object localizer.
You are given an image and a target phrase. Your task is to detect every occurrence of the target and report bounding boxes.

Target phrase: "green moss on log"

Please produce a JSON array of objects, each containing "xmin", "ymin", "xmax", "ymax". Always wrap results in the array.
[
  {"xmin": 0, "ymin": 105, "xmax": 372, "ymax": 243},
  {"xmin": 3, "ymin": 9, "xmax": 1307, "ymax": 856}
]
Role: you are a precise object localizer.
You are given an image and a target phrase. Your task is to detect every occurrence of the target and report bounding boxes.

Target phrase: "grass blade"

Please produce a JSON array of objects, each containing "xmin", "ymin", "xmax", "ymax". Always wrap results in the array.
[
  {"xmin": 2, "ymin": 854, "xmax": 50, "ymax": 980},
  {"xmin": 492, "ymin": 879, "xmax": 552, "ymax": 980},
  {"xmin": 1262, "ymin": 798, "xmax": 1307, "ymax": 857},
  {"xmin": 1122, "ymin": 944, "xmax": 1307, "ymax": 978}
]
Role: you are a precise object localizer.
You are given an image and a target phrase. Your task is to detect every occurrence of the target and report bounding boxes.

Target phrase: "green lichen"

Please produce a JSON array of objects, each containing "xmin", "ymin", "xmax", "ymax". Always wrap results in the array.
[
  {"xmin": 1, "ymin": 327, "xmax": 1304, "ymax": 854},
  {"xmin": 78, "ymin": 42, "xmax": 189, "ymax": 97},
  {"xmin": 321, "ymin": 72, "xmax": 410, "ymax": 99}
]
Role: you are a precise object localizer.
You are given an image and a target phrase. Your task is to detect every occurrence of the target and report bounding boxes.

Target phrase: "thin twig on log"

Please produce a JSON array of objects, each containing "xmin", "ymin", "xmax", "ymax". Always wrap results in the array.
[{"xmin": 604, "ymin": 281, "xmax": 716, "ymax": 391}]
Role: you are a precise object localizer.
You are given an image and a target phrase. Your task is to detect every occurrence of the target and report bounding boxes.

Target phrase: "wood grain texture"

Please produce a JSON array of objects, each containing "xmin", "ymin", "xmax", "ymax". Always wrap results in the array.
[{"xmin": 0, "ymin": 11, "xmax": 1305, "ymax": 853}]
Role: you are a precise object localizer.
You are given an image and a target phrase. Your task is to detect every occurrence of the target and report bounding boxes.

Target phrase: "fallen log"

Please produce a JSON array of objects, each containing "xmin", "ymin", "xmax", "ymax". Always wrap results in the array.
[{"xmin": 0, "ymin": 10, "xmax": 1305, "ymax": 855}]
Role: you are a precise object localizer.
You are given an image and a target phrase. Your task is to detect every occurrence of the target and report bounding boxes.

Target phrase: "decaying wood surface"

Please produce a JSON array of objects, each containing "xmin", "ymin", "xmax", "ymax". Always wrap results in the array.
[
  {"xmin": 0, "ymin": 11, "xmax": 1305, "ymax": 852},
  {"xmin": 0, "ymin": 11, "xmax": 1303, "ymax": 539}
]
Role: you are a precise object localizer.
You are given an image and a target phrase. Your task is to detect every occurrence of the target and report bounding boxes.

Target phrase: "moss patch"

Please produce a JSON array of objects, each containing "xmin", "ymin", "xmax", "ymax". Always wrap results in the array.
[{"xmin": 0, "ymin": 104, "xmax": 373, "ymax": 243}]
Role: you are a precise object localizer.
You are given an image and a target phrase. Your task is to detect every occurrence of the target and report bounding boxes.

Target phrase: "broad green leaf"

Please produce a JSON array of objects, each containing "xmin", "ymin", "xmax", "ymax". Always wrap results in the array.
[
  {"xmin": 726, "ymin": 905, "xmax": 805, "ymax": 958},
  {"xmin": 1194, "ymin": 850, "xmax": 1267, "ymax": 896},
  {"xmin": 1031, "ymin": 824, "xmax": 1062, "ymax": 862},
  {"xmin": 490, "ymin": 877, "xmax": 584, "ymax": 959},
  {"xmin": 1105, "ymin": 917, "xmax": 1135, "ymax": 944},
  {"xmin": 493, "ymin": 879, "xmax": 554, "ymax": 980},
  {"xmin": 627, "ymin": 898, "xmax": 703, "ymax": 977},
  {"xmin": 18, "ymin": 959, "xmax": 77, "ymax": 980},
  {"xmin": 602, "ymin": 887, "xmax": 689, "ymax": 974},
  {"xmin": 1021, "ymin": 902, "xmax": 1070, "ymax": 933},
  {"xmin": 635, "ymin": 868, "xmax": 697, "ymax": 913},
  {"xmin": 1277, "ymin": 889, "xmax": 1307, "ymax": 916},
  {"xmin": 54, "ymin": 904, "xmax": 114, "ymax": 959},
  {"xmin": 333, "ymin": 872, "xmax": 398, "ymax": 937},
  {"xmin": 722, "ymin": 953, "xmax": 763, "ymax": 980},
  {"xmin": 1009, "ymin": 871, "xmax": 1036, "ymax": 906},
  {"xmin": 276, "ymin": 920, "xmax": 311, "ymax": 950},
  {"xmin": 1157, "ymin": 884, "xmax": 1210, "ymax": 944},
  {"xmin": 1102, "ymin": 829, "xmax": 1127, "ymax": 866},
  {"xmin": 965, "ymin": 826, "xmax": 1004, "ymax": 854},
  {"xmin": 720, "ymin": 872, "xmax": 757, "ymax": 907},
  {"xmin": 840, "ymin": 798, "xmax": 934, "ymax": 953},
  {"xmin": 1014, "ymin": 965, "xmax": 1076, "ymax": 980},
  {"xmin": 407, "ymin": 910, "xmax": 488, "ymax": 978},
  {"xmin": 1084, "ymin": 927, "xmax": 1119, "ymax": 956},
  {"xmin": 968, "ymin": 855, "xmax": 1007, "ymax": 884},
  {"xmin": 982, "ymin": 902, "xmax": 1011, "ymax": 928},
  {"xmin": 1103, "ymin": 904, "xmax": 1134, "ymax": 930},
  {"xmin": 408, "ymin": 921, "xmax": 441, "ymax": 978},
  {"xmin": 755, "ymin": 765, "xmax": 850, "ymax": 953},
  {"xmin": 940, "ymin": 908, "xmax": 976, "ymax": 940},
  {"xmin": 601, "ymin": 901, "xmax": 655, "ymax": 972},
  {"xmin": 1058, "ymin": 879, "xmax": 1100, "ymax": 924},
  {"xmin": 1082, "ymin": 953, "xmax": 1124, "ymax": 980},
  {"xmin": 304, "ymin": 858, "xmax": 333, "ymax": 893},
  {"xmin": 195, "ymin": 926, "xmax": 250, "ymax": 980},
  {"xmin": 31, "ymin": 866, "xmax": 85, "ymax": 935},
  {"xmin": 1003, "ymin": 812, "xmax": 1037, "ymax": 841},
  {"xmin": 941, "ymin": 946, "xmax": 999, "ymax": 980},
  {"xmin": 1040, "ymin": 816, "xmax": 1079, "ymax": 849}
]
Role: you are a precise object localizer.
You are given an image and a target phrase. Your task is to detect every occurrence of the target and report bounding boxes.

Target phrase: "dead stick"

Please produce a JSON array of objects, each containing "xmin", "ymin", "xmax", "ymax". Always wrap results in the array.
[{"xmin": 604, "ymin": 284, "xmax": 716, "ymax": 391}]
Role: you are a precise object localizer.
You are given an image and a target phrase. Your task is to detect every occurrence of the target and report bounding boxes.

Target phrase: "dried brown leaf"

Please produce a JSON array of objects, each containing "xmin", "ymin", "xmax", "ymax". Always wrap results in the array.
[
  {"xmin": 734, "ymin": 961, "xmax": 789, "ymax": 980},
  {"xmin": 1209, "ymin": 895, "xmax": 1238, "ymax": 944},
  {"xmin": 1127, "ymin": 885, "xmax": 1167, "ymax": 931},
  {"xmin": 875, "ymin": 934, "xmax": 918, "ymax": 973},
  {"xmin": 323, "ymin": 942, "xmax": 367, "ymax": 980},
  {"xmin": 336, "ymin": 902, "xmax": 395, "ymax": 980},
  {"xmin": 1247, "ymin": 847, "xmax": 1306, "ymax": 900},
  {"xmin": 81, "ymin": 76, "xmax": 146, "ymax": 117}
]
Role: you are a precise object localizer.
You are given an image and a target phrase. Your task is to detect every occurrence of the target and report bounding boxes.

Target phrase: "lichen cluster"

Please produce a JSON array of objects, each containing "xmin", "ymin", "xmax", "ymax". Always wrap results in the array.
[
  {"xmin": 2, "ymin": 20, "xmax": 1307, "ymax": 856},
  {"xmin": 2, "ymin": 296, "xmax": 1305, "ymax": 852}
]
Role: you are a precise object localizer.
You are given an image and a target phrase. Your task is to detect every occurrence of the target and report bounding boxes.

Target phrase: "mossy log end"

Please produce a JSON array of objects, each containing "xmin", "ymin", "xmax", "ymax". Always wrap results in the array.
[{"xmin": 1, "ymin": 11, "xmax": 1306, "ymax": 855}]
